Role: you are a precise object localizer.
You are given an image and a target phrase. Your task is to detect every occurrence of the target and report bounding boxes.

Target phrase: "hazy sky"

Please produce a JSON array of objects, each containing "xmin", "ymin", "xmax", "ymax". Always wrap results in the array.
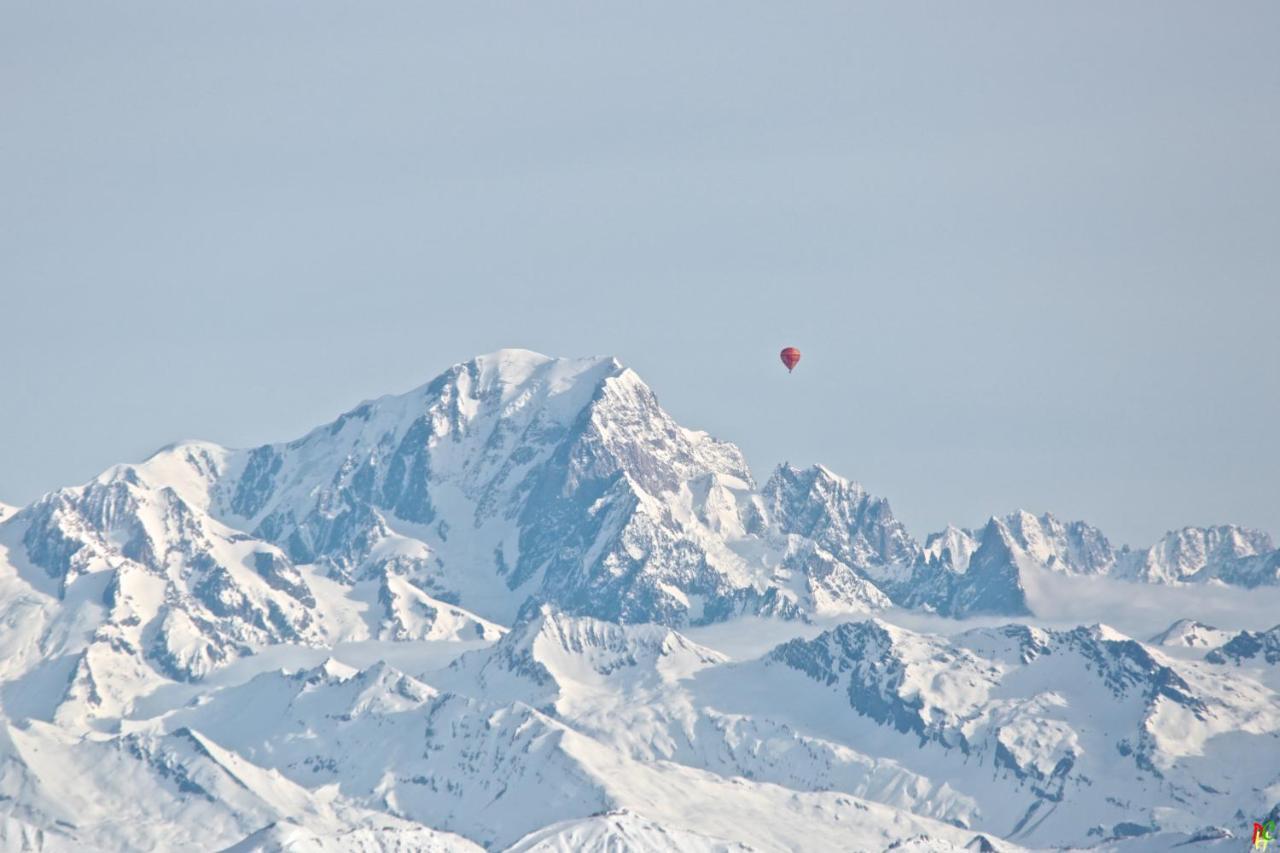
[{"xmin": 2, "ymin": 2, "xmax": 1277, "ymax": 545}]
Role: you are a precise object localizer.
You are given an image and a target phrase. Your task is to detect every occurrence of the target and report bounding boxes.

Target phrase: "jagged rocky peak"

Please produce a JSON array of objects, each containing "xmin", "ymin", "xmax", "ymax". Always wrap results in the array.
[
  {"xmin": 1131, "ymin": 524, "xmax": 1276, "ymax": 584},
  {"xmin": 17, "ymin": 441, "xmax": 239, "ymax": 589},
  {"xmin": 768, "ymin": 618, "xmax": 997, "ymax": 750},
  {"xmin": 762, "ymin": 616, "xmax": 1235, "ymax": 814},
  {"xmin": 907, "ymin": 517, "xmax": 1033, "ymax": 618},
  {"xmin": 9, "ymin": 348, "xmax": 1277, "ymax": 675},
  {"xmin": 1037, "ymin": 623, "xmax": 1206, "ymax": 712},
  {"xmin": 5, "ymin": 350, "xmax": 1280, "ymax": 852},
  {"xmin": 9, "ymin": 350, "xmax": 916, "ymax": 638},
  {"xmin": 996, "ymin": 510, "xmax": 1117, "ymax": 575},
  {"xmin": 763, "ymin": 462, "xmax": 918, "ymax": 571},
  {"xmin": 1205, "ymin": 624, "xmax": 1280, "ymax": 665},
  {"xmin": 1205, "ymin": 548, "xmax": 1280, "ymax": 588},
  {"xmin": 920, "ymin": 512, "xmax": 1280, "ymax": 591},
  {"xmin": 769, "ymin": 617, "xmax": 904, "ymax": 672},
  {"xmin": 221, "ymin": 349, "xmax": 628, "ymax": 522},
  {"xmin": 8, "ymin": 443, "xmax": 322, "ymax": 691},
  {"xmin": 906, "ymin": 511, "xmax": 1131, "ymax": 619},
  {"xmin": 226, "ymin": 348, "xmax": 749, "ymax": 522},
  {"xmin": 212, "ymin": 350, "xmax": 764, "ymax": 617},
  {"xmin": 925, "ymin": 511, "xmax": 1116, "ymax": 576}
]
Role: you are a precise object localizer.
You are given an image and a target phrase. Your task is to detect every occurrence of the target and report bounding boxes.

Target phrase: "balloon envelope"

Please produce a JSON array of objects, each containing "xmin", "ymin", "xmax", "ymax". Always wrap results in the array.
[{"xmin": 780, "ymin": 347, "xmax": 801, "ymax": 372}]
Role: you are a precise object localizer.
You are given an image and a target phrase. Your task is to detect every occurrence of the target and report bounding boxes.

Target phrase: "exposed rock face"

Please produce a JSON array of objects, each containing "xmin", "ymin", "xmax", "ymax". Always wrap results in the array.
[
  {"xmin": 3, "ymin": 349, "xmax": 1277, "ymax": 852},
  {"xmin": 1205, "ymin": 625, "xmax": 1280, "ymax": 665}
]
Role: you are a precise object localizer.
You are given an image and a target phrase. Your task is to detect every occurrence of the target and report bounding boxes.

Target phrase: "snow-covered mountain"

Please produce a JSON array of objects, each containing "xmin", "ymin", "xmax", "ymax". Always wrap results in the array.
[
  {"xmin": 1148, "ymin": 619, "xmax": 1235, "ymax": 650},
  {"xmin": 910, "ymin": 512, "xmax": 1280, "ymax": 613},
  {"xmin": 1129, "ymin": 525, "xmax": 1276, "ymax": 585},
  {"xmin": 763, "ymin": 618, "xmax": 1280, "ymax": 844},
  {"xmin": 1, "ymin": 349, "xmax": 1276, "ymax": 851},
  {"xmin": 1205, "ymin": 625, "xmax": 1280, "ymax": 666}
]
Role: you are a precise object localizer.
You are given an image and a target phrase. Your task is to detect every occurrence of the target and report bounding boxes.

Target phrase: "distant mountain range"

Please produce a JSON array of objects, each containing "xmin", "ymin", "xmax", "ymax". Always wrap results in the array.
[{"xmin": 0, "ymin": 350, "xmax": 1274, "ymax": 851}]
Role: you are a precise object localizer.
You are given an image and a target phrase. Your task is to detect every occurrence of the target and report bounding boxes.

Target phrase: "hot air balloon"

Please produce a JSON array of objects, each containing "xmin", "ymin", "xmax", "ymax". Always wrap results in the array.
[{"xmin": 780, "ymin": 347, "xmax": 801, "ymax": 373}]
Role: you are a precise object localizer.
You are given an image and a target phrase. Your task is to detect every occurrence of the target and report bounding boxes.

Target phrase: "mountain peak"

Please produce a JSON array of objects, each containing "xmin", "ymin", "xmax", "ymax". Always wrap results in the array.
[
  {"xmin": 1133, "ymin": 524, "xmax": 1275, "ymax": 583},
  {"xmin": 772, "ymin": 462, "xmax": 866, "ymax": 494},
  {"xmin": 764, "ymin": 463, "xmax": 917, "ymax": 586},
  {"xmin": 7, "ymin": 350, "xmax": 1280, "ymax": 851},
  {"xmin": 446, "ymin": 603, "xmax": 726, "ymax": 707},
  {"xmin": 463, "ymin": 349, "xmax": 622, "ymax": 395},
  {"xmin": 1149, "ymin": 618, "xmax": 1232, "ymax": 648},
  {"xmin": 295, "ymin": 657, "xmax": 360, "ymax": 685}
]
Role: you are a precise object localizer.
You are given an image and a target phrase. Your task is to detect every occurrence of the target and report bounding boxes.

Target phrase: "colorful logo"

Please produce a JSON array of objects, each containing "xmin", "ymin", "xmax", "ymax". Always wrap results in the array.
[{"xmin": 1256, "ymin": 820, "xmax": 1277, "ymax": 851}]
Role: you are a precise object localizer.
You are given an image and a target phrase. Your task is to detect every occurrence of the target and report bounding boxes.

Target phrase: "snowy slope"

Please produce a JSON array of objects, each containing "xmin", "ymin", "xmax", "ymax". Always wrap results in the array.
[
  {"xmin": 1148, "ymin": 619, "xmax": 1234, "ymax": 650},
  {"xmin": 1127, "ymin": 525, "xmax": 1275, "ymax": 584},
  {"xmin": 908, "ymin": 513, "xmax": 1280, "ymax": 619},
  {"xmin": 751, "ymin": 619, "xmax": 1280, "ymax": 847},
  {"xmin": 504, "ymin": 810, "xmax": 757, "ymax": 853},
  {"xmin": 1205, "ymin": 624, "xmax": 1280, "ymax": 666},
  {"xmin": 2, "ymin": 349, "xmax": 1277, "ymax": 851},
  {"xmin": 223, "ymin": 820, "xmax": 483, "ymax": 853}
]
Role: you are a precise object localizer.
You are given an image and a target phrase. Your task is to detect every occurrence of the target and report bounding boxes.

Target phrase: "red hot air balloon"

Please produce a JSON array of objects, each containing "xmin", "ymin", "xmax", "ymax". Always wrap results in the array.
[{"xmin": 780, "ymin": 347, "xmax": 801, "ymax": 373}]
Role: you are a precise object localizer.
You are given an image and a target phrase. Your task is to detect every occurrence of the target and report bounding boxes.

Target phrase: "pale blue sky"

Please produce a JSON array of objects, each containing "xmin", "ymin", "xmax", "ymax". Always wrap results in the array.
[{"xmin": 2, "ymin": 2, "xmax": 1277, "ymax": 545}]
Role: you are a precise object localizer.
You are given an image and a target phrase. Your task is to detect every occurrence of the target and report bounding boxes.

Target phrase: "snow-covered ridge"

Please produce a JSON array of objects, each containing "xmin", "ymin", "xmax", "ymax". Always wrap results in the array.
[
  {"xmin": 5, "ymin": 350, "xmax": 1276, "ymax": 643},
  {"xmin": 762, "ymin": 617, "xmax": 1280, "ymax": 844},
  {"xmin": 1205, "ymin": 624, "xmax": 1280, "ymax": 665},
  {"xmin": 913, "ymin": 511, "xmax": 1279, "ymax": 606},
  {"xmin": 1148, "ymin": 619, "xmax": 1234, "ymax": 650},
  {"xmin": 2, "ymin": 349, "xmax": 1277, "ymax": 851},
  {"xmin": 1, "ymin": 349, "xmax": 1275, "ymax": 723}
]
